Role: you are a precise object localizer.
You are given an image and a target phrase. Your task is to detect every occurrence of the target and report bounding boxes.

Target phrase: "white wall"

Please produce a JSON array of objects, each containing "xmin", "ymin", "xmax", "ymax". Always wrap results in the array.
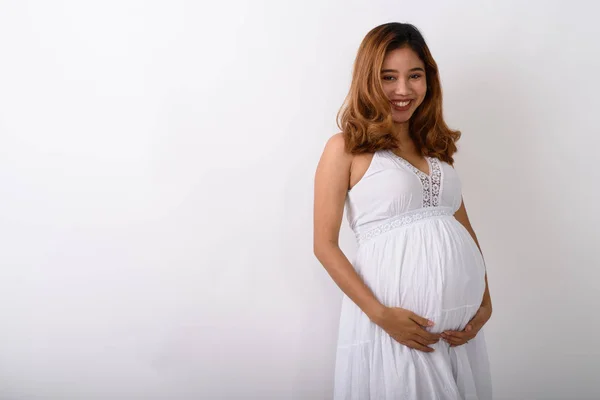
[{"xmin": 0, "ymin": 1, "xmax": 598, "ymax": 399}]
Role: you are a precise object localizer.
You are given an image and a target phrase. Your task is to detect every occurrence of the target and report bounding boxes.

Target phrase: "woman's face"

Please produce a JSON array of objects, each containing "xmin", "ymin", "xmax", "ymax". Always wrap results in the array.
[{"xmin": 380, "ymin": 47, "xmax": 427, "ymax": 123}]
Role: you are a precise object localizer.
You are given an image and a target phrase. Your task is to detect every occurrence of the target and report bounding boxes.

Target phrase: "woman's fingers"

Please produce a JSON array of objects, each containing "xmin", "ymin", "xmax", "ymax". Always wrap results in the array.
[
  {"xmin": 395, "ymin": 328, "xmax": 474, "ymax": 349},
  {"xmin": 442, "ymin": 334, "xmax": 463, "ymax": 345},
  {"xmin": 442, "ymin": 329, "xmax": 474, "ymax": 346},
  {"xmin": 412, "ymin": 333, "xmax": 439, "ymax": 347},
  {"xmin": 409, "ymin": 312, "xmax": 435, "ymax": 328},
  {"xmin": 392, "ymin": 334, "xmax": 436, "ymax": 352},
  {"xmin": 414, "ymin": 328, "xmax": 441, "ymax": 344},
  {"xmin": 444, "ymin": 330, "xmax": 471, "ymax": 340}
]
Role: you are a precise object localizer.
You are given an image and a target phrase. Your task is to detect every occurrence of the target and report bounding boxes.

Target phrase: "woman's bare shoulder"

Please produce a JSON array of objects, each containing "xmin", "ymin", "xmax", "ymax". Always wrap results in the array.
[
  {"xmin": 325, "ymin": 132, "xmax": 348, "ymax": 152},
  {"xmin": 319, "ymin": 132, "xmax": 353, "ymax": 164}
]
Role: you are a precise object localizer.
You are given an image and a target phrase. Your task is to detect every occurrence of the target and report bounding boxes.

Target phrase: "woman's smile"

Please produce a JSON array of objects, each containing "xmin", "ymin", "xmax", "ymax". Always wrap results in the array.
[{"xmin": 391, "ymin": 99, "xmax": 413, "ymax": 111}]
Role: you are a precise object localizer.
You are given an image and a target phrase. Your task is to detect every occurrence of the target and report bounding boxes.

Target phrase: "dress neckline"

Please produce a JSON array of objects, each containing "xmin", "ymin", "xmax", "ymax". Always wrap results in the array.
[{"xmin": 386, "ymin": 149, "xmax": 432, "ymax": 177}]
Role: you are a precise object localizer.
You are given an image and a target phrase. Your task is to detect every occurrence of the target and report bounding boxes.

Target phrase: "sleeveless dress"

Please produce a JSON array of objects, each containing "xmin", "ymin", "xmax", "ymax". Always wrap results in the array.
[{"xmin": 333, "ymin": 149, "xmax": 492, "ymax": 400}]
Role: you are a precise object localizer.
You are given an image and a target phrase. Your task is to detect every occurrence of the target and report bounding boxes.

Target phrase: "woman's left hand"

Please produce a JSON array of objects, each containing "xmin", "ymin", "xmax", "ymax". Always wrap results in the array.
[{"xmin": 441, "ymin": 305, "xmax": 492, "ymax": 347}]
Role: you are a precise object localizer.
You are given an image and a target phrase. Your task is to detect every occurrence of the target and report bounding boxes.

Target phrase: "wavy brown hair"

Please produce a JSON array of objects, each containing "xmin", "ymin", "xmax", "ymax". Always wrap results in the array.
[{"xmin": 337, "ymin": 22, "xmax": 460, "ymax": 164}]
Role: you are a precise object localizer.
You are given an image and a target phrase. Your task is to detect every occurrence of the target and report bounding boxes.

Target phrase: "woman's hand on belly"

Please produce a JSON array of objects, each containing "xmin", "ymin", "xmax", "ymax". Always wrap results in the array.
[
  {"xmin": 441, "ymin": 305, "xmax": 492, "ymax": 347},
  {"xmin": 373, "ymin": 306, "xmax": 443, "ymax": 353}
]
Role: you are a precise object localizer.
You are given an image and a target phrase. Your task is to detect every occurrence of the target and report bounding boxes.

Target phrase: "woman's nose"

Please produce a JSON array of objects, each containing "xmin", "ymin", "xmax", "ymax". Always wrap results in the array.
[{"xmin": 394, "ymin": 79, "xmax": 411, "ymax": 95}]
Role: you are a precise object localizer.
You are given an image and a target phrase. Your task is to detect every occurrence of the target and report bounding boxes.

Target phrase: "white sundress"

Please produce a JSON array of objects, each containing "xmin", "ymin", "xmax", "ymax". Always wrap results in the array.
[{"xmin": 333, "ymin": 149, "xmax": 492, "ymax": 400}]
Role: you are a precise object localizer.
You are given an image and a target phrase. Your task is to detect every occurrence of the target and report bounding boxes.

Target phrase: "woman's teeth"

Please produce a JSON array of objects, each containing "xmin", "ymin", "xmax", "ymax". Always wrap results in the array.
[{"xmin": 393, "ymin": 100, "xmax": 411, "ymax": 107}]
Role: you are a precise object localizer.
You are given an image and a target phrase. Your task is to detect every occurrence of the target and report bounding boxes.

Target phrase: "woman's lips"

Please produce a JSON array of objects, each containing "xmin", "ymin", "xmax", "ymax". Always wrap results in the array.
[{"xmin": 391, "ymin": 100, "xmax": 412, "ymax": 111}]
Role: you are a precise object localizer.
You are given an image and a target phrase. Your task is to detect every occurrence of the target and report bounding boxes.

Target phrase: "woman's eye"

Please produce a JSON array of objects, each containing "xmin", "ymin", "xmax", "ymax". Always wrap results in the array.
[{"xmin": 383, "ymin": 75, "xmax": 422, "ymax": 81}]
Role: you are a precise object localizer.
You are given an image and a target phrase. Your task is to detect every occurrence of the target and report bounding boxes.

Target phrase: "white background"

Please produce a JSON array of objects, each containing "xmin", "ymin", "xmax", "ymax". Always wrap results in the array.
[{"xmin": 0, "ymin": 1, "xmax": 599, "ymax": 399}]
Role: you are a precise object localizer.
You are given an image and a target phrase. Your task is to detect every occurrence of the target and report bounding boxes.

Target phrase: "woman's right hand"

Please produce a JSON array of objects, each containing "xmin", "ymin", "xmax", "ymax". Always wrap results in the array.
[{"xmin": 373, "ymin": 306, "xmax": 441, "ymax": 352}]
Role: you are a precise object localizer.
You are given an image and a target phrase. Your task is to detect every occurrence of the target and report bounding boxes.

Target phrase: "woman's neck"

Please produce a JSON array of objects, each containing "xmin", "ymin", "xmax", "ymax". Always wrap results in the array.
[{"xmin": 392, "ymin": 123, "xmax": 416, "ymax": 153}]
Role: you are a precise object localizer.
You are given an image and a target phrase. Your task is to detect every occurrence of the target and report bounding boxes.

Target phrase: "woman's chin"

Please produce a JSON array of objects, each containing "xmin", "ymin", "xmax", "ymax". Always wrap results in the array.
[
  {"xmin": 392, "ymin": 116, "xmax": 411, "ymax": 124},
  {"xmin": 391, "ymin": 109, "xmax": 415, "ymax": 124}
]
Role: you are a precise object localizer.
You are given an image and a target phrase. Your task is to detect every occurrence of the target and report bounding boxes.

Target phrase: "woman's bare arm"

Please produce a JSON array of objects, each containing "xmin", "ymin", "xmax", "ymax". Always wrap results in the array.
[
  {"xmin": 312, "ymin": 133, "xmax": 385, "ymax": 322},
  {"xmin": 454, "ymin": 197, "xmax": 492, "ymax": 311}
]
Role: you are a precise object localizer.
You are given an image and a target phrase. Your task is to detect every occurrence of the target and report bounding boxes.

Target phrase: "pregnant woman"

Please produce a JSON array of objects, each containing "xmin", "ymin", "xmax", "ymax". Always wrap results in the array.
[{"xmin": 313, "ymin": 23, "xmax": 493, "ymax": 399}]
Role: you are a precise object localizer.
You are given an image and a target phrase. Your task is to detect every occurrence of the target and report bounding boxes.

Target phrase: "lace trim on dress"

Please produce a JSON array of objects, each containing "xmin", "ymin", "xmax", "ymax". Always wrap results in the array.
[
  {"xmin": 355, "ymin": 206, "xmax": 454, "ymax": 244},
  {"xmin": 387, "ymin": 151, "xmax": 443, "ymax": 208},
  {"xmin": 428, "ymin": 157, "xmax": 442, "ymax": 207}
]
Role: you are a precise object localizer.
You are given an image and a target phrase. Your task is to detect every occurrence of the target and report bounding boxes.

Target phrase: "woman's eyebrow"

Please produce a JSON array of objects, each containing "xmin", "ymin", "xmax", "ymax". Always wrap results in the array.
[{"xmin": 381, "ymin": 67, "xmax": 425, "ymax": 73}]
